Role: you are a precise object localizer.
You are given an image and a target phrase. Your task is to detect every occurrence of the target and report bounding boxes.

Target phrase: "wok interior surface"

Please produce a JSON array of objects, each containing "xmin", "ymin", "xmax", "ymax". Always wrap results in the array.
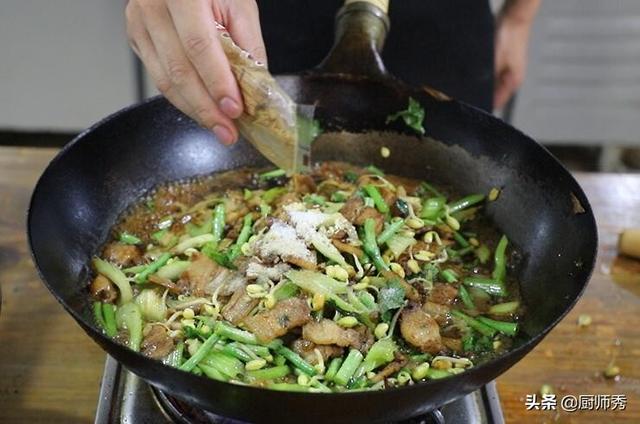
[{"xmin": 28, "ymin": 77, "xmax": 597, "ymax": 423}]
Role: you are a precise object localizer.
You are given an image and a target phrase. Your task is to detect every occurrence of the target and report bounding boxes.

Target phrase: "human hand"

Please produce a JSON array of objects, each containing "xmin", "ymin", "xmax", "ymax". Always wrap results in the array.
[
  {"xmin": 125, "ymin": 0, "xmax": 266, "ymax": 144},
  {"xmin": 493, "ymin": 13, "xmax": 534, "ymax": 110}
]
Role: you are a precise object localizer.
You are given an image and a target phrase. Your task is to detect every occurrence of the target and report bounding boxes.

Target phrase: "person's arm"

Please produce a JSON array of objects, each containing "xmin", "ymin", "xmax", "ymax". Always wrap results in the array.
[
  {"xmin": 494, "ymin": 0, "xmax": 541, "ymax": 110},
  {"xmin": 125, "ymin": 0, "xmax": 266, "ymax": 144}
]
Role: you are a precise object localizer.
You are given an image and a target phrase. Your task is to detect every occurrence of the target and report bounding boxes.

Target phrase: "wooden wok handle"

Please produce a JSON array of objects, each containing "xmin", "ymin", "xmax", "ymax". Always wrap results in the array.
[
  {"xmin": 619, "ymin": 229, "xmax": 640, "ymax": 259},
  {"xmin": 316, "ymin": 0, "xmax": 391, "ymax": 78}
]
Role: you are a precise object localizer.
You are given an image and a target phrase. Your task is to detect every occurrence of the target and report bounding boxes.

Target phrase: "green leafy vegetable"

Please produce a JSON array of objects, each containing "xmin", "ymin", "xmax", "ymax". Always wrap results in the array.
[
  {"xmin": 378, "ymin": 280, "xmax": 406, "ymax": 318},
  {"xmin": 386, "ymin": 97, "xmax": 426, "ymax": 134}
]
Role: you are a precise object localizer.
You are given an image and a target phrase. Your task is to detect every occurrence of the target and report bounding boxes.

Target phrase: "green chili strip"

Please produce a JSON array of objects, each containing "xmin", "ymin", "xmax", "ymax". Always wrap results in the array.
[
  {"xmin": 325, "ymin": 357, "xmax": 343, "ymax": 382},
  {"xmin": 259, "ymin": 169, "xmax": 286, "ymax": 180},
  {"xmin": 448, "ymin": 194, "xmax": 485, "ymax": 214},
  {"xmin": 179, "ymin": 333, "xmax": 220, "ymax": 372},
  {"xmin": 333, "ymin": 349, "xmax": 364, "ymax": 386},
  {"xmin": 450, "ymin": 310, "xmax": 496, "ymax": 337},
  {"xmin": 215, "ymin": 322, "xmax": 259, "ymax": 345},
  {"xmin": 275, "ymin": 346, "xmax": 317, "ymax": 376},
  {"xmin": 363, "ymin": 218, "xmax": 389, "ymax": 272},
  {"xmin": 453, "ymin": 232, "xmax": 470, "ymax": 248},
  {"xmin": 119, "ymin": 232, "xmax": 141, "ymax": 245},
  {"xmin": 247, "ymin": 365, "xmax": 291, "ymax": 381},
  {"xmin": 102, "ymin": 303, "xmax": 118, "ymax": 337},
  {"xmin": 135, "ymin": 252, "xmax": 171, "ymax": 284},
  {"xmin": 363, "ymin": 185, "xmax": 389, "ymax": 214},
  {"xmin": 463, "ymin": 276, "xmax": 506, "ymax": 297},
  {"xmin": 93, "ymin": 302, "xmax": 106, "ymax": 330},
  {"xmin": 458, "ymin": 285, "xmax": 475, "ymax": 310},
  {"xmin": 441, "ymin": 269, "xmax": 458, "ymax": 283},
  {"xmin": 227, "ymin": 214, "xmax": 253, "ymax": 262},
  {"xmin": 492, "ymin": 235, "xmax": 509, "ymax": 284},
  {"xmin": 377, "ymin": 218, "xmax": 405, "ymax": 245},
  {"xmin": 476, "ymin": 316, "xmax": 518, "ymax": 336},
  {"xmin": 211, "ymin": 203, "xmax": 226, "ymax": 246}
]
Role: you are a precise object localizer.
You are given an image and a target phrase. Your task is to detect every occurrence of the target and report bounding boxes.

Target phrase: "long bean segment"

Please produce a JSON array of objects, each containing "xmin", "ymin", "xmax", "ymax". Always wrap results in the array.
[
  {"xmin": 179, "ymin": 333, "xmax": 220, "ymax": 372},
  {"xmin": 377, "ymin": 218, "xmax": 405, "ymax": 245},
  {"xmin": 333, "ymin": 349, "xmax": 364, "ymax": 386},
  {"xmin": 447, "ymin": 194, "xmax": 485, "ymax": 214},
  {"xmin": 227, "ymin": 214, "xmax": 253, "ymax": 262},
  {"xmin": 135, "ymin": 252, "xmax": 171, "ymax": 284},
  {"xmin": 363, "ymin": 184, "xmax": 390, "ymax": 214},
  {"xmin": 463, "ymin": 276, "xmax": 506, "ymax": 297},
  {"xmin": 362, "ymin": 218, "xmax": 389, "ymax": 272}
]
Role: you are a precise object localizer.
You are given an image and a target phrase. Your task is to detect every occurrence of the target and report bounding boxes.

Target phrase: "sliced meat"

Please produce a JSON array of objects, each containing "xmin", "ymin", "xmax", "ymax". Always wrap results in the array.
[
  {"xmin": 422, "ymin": 301, "xmax": 450, "ymax": 325},
  {"xmin": 371, "ymin": 355, "xmax": 408, "ymax": 383},
  {"xmin": 354, "ymin": 207, "xmax": 385, "ymax": 233},
  {"xmin": 180, "ymin": 253, "xmax": 220, "ymax": 296},
  {"xmin": 141, "ymin": 324, "xmax": 175, "ymax": 359},
  {"xmin": 90, "ymin": 274, "xmax": 118, "ymax": 303},
  {"xmin": 243, "ymin": 298, "xmax": 312, "ymax": 343},
  {"xmin": 442, "ymin": 337, "xmax": 463, "ymax": 353},
  {"xmin": 222, "ymin": 288, "xmax": 260, "ymax": 325},
  {"xmin": 400, "ymin": 308, "xmax": 442, "ymax": 354},
  {"xmin": 103, "ymin": 243, "xmax": 142, "ymax": 267},
  {"xmin": 339, "ymin": 196, "xmax": 365, "ymax": 222},
  {"xmin": 302, "ymin": 319, "xmax": 362, "ymax": 349},
  {"xmin": 379, "ymin": 187, "xmax": 397, "ymax": 208},
  {"xmin": 429, "ymin": 283, "xmax": 458, "ymax": 306},
  {"xmin": 148, "ymin": 274, "xmax": 181, "ymax": 295},
  {"xmin": 292, "ymin": 174, "xmax": 317, "ymax": 194},
  {"xmin": 332, "ymin": 239, "xmax": 364, "ymax": 258},
  {"xmin": 291, "ymin": 339, "xmax": 344, "ymax": 365}
]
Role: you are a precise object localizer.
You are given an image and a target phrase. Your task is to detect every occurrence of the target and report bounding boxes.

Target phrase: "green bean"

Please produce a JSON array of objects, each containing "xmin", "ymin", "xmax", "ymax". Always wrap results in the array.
[
  {"xmin": 448, "ymin": 194, "xmax": 485, "ymax": 214},
  {"xmin": 463, "ymin": 276, "xmax": 506, "ymax": 297},
  {"xmin": 453, "ymin": 232, "xmax": 470, "ymax": 248},
  {"xmin": 492, "ymin": 235, "xmax": 509, "ymax": 284},
  {"xmin": 325, "ymin": 357, "xmax": 343, "ymax": 382},
  {"xmin": 362, "ymin": 218, "xmax": 389, "ymax": 272},
  {"xmin": 420, "ymin": 197, "xmax": 446, "ymax": 220},
  {"xmin": 441, "ymin": 269, "xmax": 458, "ymax": 283},
  {"xmin": 274, "ymin": 354, "xmax": 287, "ymax": 367},
  {"xmin": 488, "ymin": 301, "xmax": 520, "ymax": 315},
  {"xmin": 247, "ymin": 365, "xmax": 291, "ymax": 381},
  {"xmin": 227, "ymin": 214, "xmax": 253, "ymax": 262},
  {"xmin": 259, "ymin": 169, "xmax": 286, "ymax": 180},
  {"xmin": 218, "ymin": 343, "xmax": 252, "ymax": 362},
  {"xmin": 242, "ymin": 343, "xmax": 272, "ymax": 358},
  {"xmin": 179, "ymin": 333, "xmax": 220, "ymax": 372},
  {"xmin": 119, "ymin": 232, "xmax": 141, "ymax": 245},
  {"xmin": 198, "ymin": 363, "xmax": 228, "ymax": 381},
  {"xmin": 215, "ymin": 322, "xmax": 259, "ymax": 345},
  {"xmin": 135, "ymin": 252, "xmax": 171, "ymax": 284},
  {"xmin": 450, "ymin": 310, "xmax": 496, "ymax": 337},
  {"xmin": 275, "ymin": 346, "xmax": 317, "ymax": 376},
  {"xmin": 210, "ymin": 203, "xmax": 225, "ymax": 243},
  {"xmin": 93, "ymin": 302, "xmax": 106, "ymax": 330},
  {"xmin": 102, "ymin": 303, "xmax": 117, "ymax": 337},
  {"xmin": 476, "ymin": 316, "xmax": 518, "ymax": 336},
  {"xmin": 458, "ymin": 285, "xmax": 475, "ymax": 310},
  {"xmin": 377, "ymin": 218, "xmax": 405, "ymax": 245},
  {"xmin": 92, "ymin": 257, "xmax": 133, "ymax": 304},
  {"xmin": 363, "ymin": 184, "xmax": 389, "ymax": 214},
  {"xmin": 267, "ymin": 383, "xmax": 311, "ymax": 392},
  {"xmin": 122, "ymin": 264, "xmax": 146, "ymax": 274},
  {"xmin": 333, "ymin": 349, "xmax": 364, "ymax": 386}
]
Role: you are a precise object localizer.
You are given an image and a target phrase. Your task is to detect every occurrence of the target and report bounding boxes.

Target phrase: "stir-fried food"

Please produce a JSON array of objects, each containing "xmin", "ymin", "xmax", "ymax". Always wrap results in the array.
[{"xmin": 89, "ymin": 162, "xmax": 524, "ymax": 392}]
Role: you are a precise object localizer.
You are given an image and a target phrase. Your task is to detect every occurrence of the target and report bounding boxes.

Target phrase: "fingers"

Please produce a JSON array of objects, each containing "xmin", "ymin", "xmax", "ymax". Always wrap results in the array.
[
  {"xmin": 225, "ymin": 0, "xmax": 267, "ymax": 65},
  {"xmin": 493, "ymin": 69, "xmax": 516, "ymax": 110},
  {"xmin": 166, "ymin": 0, "xmax": 244, "ymax": 118},
  {"xmin": 125, "ymin": 0, "xmax": 237, "ymax": 145}
]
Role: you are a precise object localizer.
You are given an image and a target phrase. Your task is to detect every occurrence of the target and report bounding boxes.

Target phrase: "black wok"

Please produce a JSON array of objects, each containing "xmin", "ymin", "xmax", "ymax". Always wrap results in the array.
[{"xmin": 28, "ymin": 2, "xmax": 597, "ymax": 422}]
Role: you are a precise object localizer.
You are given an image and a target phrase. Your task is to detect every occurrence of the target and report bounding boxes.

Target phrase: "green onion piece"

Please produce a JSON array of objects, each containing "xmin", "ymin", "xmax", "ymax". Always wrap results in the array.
[
  {"xmin": 363, "ymin": 184, "xmax": 389, "ymax": 214},
  {"xmin": 215, "ymin": 322, "xmax": 259, "ymax": 345},
  {"xmin": 492, "ymin": 235, "xmax": 509, "ymax": 285},
  {"xmin": 135, "ymin": 252, "xmax": 171, "ymax": 284},
  {"xmin": 488, "ymin": 301, "xmax": 520, "ymax": 315},
  {"xmin": 201, "ymin": 351, "xmax": 244, "ymax": 379},
  {"xmin": 211, "ymin": 203, "xmax": 226, "ymax": 246},
  {"xmin": 448, "ymin": 194, "xmax": 485, "ymax": 214},
  {"xmin": 179, "ymin": 333, "xmax": 220, "ymax": 372},
  {"xmin": 247, "ymin": 365, "xmax": 291, "ymax": 381},
  {"xmin": 92, "ymin": 257, "xmax": 133, "ymax": 304},
  {"xmin": 362, "ymin": 218, "xmax": 389, "ymax": 272},
  {"xmin": 450, "ymin": 309, "xmax": 496, "ymax": 337},
  {"xmin": 476, "ymin": 316, "xmax": 518, "ymax": 336},
  {"xmin": 102, "ymin": 303, "xmax": 118, "ymax": 337},
  {"xmin": 458, "ymin": 285, "xmax": 475, "ymax": 310},
  {"xmin": 441, "ymin": 269, "xmax": 458, "ymax": 283},
  {"xmin": 333, "ymin": 349, "xmax": 364, "ymax": 386},
  {"xmin": 259, "ymin": 169, "xmax": 286, "ymax": 180},
  {"xmin": 227, "ymin": 214, "xmax": 253, "ymax": 262},
  {"xmin": 377, "ymin": 218, "xmax": 405, "ymax": 245},
  {"xmin": 93, "ymin": 301, "xmax": 106, "ymax": 330},
  {"xmin": 275, "ymin": 346, "xmax": 317, "ymax": 376},
  {"xmin": 463, "ymin": 276, "xmax": 506, "ymax": 297},
  {"xmin": 119, "ymin": 232, "xmax": 141, "ymax": 245},
  {"xmin": 325, "ymin": 357, "xmax": 343, "ymax": 382}
]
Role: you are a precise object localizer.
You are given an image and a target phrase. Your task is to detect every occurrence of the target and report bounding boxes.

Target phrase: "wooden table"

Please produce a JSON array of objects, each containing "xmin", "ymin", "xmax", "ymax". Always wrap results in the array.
[{"xmin": 0, "ymin": 146, "xmax": 638, "ymax": 423}]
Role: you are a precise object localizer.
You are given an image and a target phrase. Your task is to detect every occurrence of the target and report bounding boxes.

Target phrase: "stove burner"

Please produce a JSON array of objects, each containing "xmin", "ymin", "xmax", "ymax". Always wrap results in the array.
[
  {"xmin": 153, "ymin": 387, "xmax": 445, "ymax": 424},
  {"xmin": 95, "ymin": 355, "xmax": 503, "ymax": 424}
]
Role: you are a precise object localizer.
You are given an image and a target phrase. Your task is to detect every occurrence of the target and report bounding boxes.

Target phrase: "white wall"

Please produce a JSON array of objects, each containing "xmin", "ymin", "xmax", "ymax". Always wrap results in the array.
[{"xmin": 0, "ymin": 0, "xmax": 135, "ymax": 131}]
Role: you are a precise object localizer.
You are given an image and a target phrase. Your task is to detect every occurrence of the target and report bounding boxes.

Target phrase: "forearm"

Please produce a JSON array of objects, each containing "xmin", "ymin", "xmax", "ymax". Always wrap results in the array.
[{"xmin": 499, "ymin": 0, "xmax": 541, "ymax": 25}]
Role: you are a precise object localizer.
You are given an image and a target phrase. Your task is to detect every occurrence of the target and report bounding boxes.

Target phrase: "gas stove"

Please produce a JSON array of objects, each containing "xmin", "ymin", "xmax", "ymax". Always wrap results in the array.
[{"xmin": 95, "ymin": 355, "xmax": 505, "ymax": 424}]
